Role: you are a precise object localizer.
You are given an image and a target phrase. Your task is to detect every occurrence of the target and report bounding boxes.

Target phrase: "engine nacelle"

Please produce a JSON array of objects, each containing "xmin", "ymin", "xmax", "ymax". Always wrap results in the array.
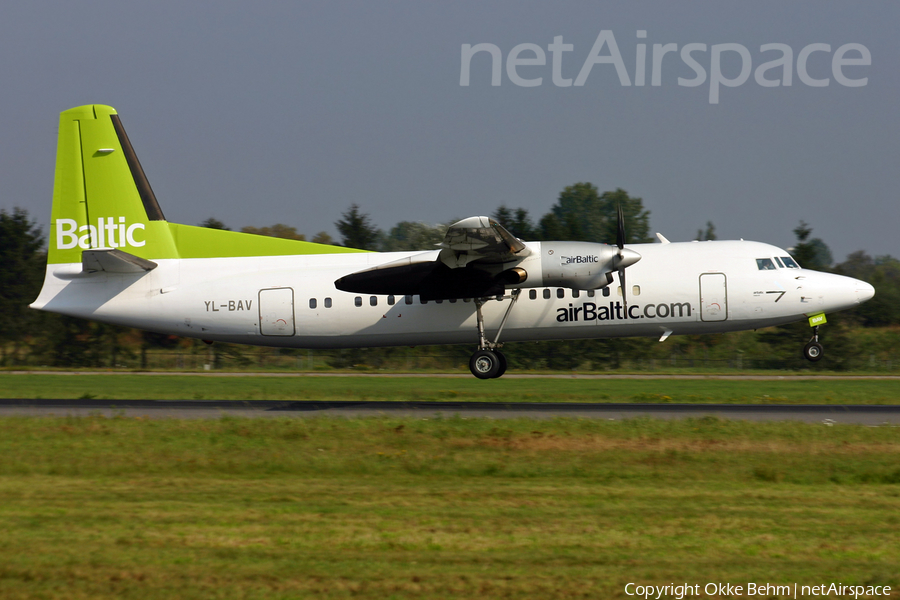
[{"xmin": 538, "ymin": 241, "xmax": 618, "ymax": 290}]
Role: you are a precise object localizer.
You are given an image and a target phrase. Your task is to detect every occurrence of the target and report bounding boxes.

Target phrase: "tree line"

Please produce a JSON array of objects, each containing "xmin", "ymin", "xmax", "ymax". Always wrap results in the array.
[
  {"xmin": 1, "ymin": 182, "xmax": 898, "ymax": 370},
  {"xmin": 327, "ymin": 184, "xmax": 652, "ymax": 251}
]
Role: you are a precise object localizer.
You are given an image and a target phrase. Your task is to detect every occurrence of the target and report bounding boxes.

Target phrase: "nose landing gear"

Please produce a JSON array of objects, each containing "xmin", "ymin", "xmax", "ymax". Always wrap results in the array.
[{"xmin": 803, "ymin": 325, "xmax": 824, "ymax": 362}]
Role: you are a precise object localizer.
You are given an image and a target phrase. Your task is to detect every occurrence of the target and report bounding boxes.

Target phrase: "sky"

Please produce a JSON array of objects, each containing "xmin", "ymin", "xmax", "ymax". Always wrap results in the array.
[{"xmin": 0, "ymin": 1, "xmax": 896, "ymax": 262}]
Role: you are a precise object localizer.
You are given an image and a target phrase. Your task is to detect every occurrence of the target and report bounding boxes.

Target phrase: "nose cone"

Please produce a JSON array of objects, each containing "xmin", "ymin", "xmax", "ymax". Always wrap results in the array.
[
  {"xmin": 616, "ymin": 247, "xmax": 642, "ymax": 270},
  {"xmin": 855, "ymin": 280, "xmax": 875, "ymax": 304},
  {"xmin": 805, "ymin": 272, "xmax": 875, "ymax": 314}
]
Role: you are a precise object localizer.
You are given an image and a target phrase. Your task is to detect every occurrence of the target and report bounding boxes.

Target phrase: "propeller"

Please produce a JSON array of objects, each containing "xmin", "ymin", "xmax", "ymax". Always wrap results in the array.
[{"xmin": 612, "ymin": 202, "xmax": 641, "ymax": 310}]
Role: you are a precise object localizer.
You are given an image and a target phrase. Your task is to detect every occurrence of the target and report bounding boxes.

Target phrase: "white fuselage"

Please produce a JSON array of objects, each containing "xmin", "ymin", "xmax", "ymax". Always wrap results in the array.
[{"xmin": 31, "ymin": 240, "xmax": 874, "ymax": 349}]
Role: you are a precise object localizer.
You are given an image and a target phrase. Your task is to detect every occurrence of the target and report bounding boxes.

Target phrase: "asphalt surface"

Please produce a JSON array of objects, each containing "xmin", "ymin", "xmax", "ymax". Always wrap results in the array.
[
  {"xmin": 1, "ymin": 398, "xmax": 899, "ymax": 425},
  {"xmin": 6, "ymin": 371, "xmax": 900, "ymax": 380}
]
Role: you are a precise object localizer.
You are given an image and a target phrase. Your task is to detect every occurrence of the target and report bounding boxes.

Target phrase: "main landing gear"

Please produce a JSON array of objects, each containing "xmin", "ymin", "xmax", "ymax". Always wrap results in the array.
[
  {"xmin": 803, "ymin": 325, "xmax": 824, "ymax": 362},
  {"xmin": 468, "ymin": 289, "xmax": 520, "ymax": 379}
]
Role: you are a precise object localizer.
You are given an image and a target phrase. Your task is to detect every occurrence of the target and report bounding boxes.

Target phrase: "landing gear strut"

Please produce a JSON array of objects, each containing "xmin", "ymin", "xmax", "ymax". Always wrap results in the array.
[
  {"xmin": 803, "ymin": 325, "xmax": 824, "ymax": 362},
  {"xmin": 469, "ymin": 289, "xmax": 519, "ymax": 379}
]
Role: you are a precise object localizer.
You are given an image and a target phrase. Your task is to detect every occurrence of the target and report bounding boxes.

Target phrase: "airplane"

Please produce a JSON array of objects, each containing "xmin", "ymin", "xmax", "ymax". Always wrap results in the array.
[{"xmin": 30, "ymin": 105, "xmax": 875, "ymax": 378}]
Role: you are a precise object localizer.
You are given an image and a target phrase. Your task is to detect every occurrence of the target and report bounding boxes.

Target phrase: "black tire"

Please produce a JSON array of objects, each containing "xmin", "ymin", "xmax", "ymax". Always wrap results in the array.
[
  {"xmin": 803, "ymin": 341, "xmax": 824, "ymax": 362},
  {"xmin": 470, "ymin": 350, "xmax": 501, "ymax": 379},
  {"xmin": 494, "ymin": 351, "xmax": 508, "ymax": 378}
]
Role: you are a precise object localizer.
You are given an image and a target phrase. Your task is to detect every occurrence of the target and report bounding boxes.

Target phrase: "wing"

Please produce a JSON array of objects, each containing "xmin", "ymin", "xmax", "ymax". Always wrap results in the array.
[
  {"xmin": 437, "ymin": 216, "xmax": 529, "ymax": 268},
  {"xmin": 334, "ymin": 217, "xmax": 530, "ymax": 301}
]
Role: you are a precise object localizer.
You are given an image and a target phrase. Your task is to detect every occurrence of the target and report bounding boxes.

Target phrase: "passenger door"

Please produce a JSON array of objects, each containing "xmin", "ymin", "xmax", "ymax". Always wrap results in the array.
[
  {"xmin": 699, "ymin": 273, "xmax": 728, "ymax": 322},
  {"xmin": 258, "ymin": 288, "xmax": 295, "ymax": 336}
]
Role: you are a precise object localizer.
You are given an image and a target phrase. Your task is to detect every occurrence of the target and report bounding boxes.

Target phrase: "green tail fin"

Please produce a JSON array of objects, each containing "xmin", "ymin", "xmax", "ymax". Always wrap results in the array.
[
  {"xmin": 49, "ymin": 104, "xmax": 365, "ymax": 263},
  {"xmin": 49, "ymin": 105, "xmax": 179, "ymax": 264}
]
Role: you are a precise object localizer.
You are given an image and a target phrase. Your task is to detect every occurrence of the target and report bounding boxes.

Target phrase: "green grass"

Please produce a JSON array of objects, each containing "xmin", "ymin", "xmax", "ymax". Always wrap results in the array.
[
  {"xmin": 0, "ymin": 416, "xmax": 898, "ymax": 599},
  {"xmin": 2, "ymin": 373, "xmax": 900, "ymax": 404}
]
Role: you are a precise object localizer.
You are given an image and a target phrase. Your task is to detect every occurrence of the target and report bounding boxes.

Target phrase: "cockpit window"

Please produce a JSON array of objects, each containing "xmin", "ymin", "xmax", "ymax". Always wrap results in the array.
[
  {"xmin": 756, "ymin": 258, "xmax": 777, "ymax": 270},
  {"xmin": 774, "ymin": 257, "xmax": 785, "ymax": 268},
  {"xmin": 781, "ymin": 256, "xmax": 799, "ymax": 269}
]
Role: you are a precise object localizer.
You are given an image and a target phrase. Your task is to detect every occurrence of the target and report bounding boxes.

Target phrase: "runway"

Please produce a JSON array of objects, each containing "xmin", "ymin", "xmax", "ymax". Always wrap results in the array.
[
  {"xmin": 1, "ymin": 399, "xmax": 899, "ymax": 425},
  {"xmin": 7, "ymin": 371, "xmax": 900, "ymax": 380}
]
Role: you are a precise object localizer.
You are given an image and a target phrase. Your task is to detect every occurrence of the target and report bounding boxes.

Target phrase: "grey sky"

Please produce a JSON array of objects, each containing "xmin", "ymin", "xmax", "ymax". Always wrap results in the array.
[{"xmin": 1, "ymin": 1, "xmax": 896, "ymax": 262}]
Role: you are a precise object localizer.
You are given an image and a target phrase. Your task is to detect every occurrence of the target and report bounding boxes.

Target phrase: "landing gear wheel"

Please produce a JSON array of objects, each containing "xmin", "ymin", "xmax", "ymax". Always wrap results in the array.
[
  {"xmin": 470, "ymin": 350, "xmax": 501, "ymax": 379},
  {"xmin": 803, "ymin": 341, "xmax": 824, "ymax": 362},
  {"xmin": 494, "ymin": 350, "xmax": 507, "ymax": 378}
]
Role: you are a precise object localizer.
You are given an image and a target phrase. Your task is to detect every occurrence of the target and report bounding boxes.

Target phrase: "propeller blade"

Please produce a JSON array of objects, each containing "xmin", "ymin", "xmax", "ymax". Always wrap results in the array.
[
  {"xmin": 616, "ymin": 202, "xmax": 625, "ymax": 250},
  {"xmin": 616, "ymin": 201, "xmax": 627, "ymax": 307},
  {"xmin": 618, "ymin": 267, "xmax": 627, "ymax": 310}
]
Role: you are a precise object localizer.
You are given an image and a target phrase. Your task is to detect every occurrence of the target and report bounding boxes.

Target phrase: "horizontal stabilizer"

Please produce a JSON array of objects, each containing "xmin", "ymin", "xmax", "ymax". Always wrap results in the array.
[{"xmin": 82, "ymin": 248, "xmax": 158, "ymax": 273}]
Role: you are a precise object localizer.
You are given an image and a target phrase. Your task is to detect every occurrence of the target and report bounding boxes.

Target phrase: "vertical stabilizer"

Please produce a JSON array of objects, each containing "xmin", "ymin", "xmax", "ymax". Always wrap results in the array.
[{"xmin": 48, "ymin": 105, "xmax": 178, "ymax": 264}]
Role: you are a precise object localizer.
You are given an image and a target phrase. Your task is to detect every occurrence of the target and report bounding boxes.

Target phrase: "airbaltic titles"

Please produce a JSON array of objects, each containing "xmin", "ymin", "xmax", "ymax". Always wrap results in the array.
[
  {"xmin": 57, "ymin": 217, "xmax": 146, "ymax": 250},
  {"xmin": 557, "ymin": 300, "xmax": 690, "ymax": 322}
]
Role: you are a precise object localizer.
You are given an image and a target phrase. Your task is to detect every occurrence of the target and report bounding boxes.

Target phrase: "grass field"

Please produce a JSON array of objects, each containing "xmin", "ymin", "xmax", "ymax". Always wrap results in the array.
[
  {"xmin": 2, "ymin": 373, "xmax": 900, "ymax": 404},
  {"xmin": 0, "ymin": 415, "xmax": 898, "ymax": 599}
]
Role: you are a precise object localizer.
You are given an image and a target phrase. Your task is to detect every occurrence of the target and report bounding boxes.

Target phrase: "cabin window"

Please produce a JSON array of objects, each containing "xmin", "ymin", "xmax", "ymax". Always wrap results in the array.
[
  {"xmin": 354, "ymin": 296, "xmax": 362, "ymax": 307},
  {"xmin": 781, "ymin": 256, "xmax": 799, "ymax": 268},
  {"xmin": 369, "ymin": 296, "xmax": 378, "ymax": 306},
  {"xmin": 543, "ymin": 289, "xmax": 551, "ymax": 299},
  {"xmin": 435, "ymin": 299, "xmax": 443, "ymax": 304},
  {"xmin": 572, "ymin": 290, "xmax": 580, "ymax": 298},
  {"xmin": 587, "ymin": 290, "xmax": 595, "ymax": 298},
  {"xmin": 387, "ymin": 295, "xmax": 395, "ymax": 306},
  {"xmin": 602, "ymin": 287, "xmax": 610, "ymax": 297},
  {"xmin": 756, "ymin": 258, "xmax": 777, "ymax": 270},
  {"xmin": 556, "ymin": 288, "xmax": 565, "ymax": 299},
  {"xmin": 449, "ymin": 298, "xmax": 457, "ymax": 303},
  {"xmin": 405, "ymin": 295, "xmax": 413, "ymax": 305},
  {"xmin": 632, "ymin": 285, "xmax": 641, "ymax": 296},
  {"xmin": 529, "ymin": 289, "xmax": 537, "ymax": 300},
  {"xmin": 309, "ymin": 298, "xmax": 317, "ymax": 309},
  {"xmin": 419, "ymin": 297, "xmax": 427, "ymax": 305},
  {"xmin": 616, "ymin": 286, "xmax": 623, "ymax": 296},
  {"xmin": 324, "ymin": 298, "xmax": 332, "ymax": 308}
]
